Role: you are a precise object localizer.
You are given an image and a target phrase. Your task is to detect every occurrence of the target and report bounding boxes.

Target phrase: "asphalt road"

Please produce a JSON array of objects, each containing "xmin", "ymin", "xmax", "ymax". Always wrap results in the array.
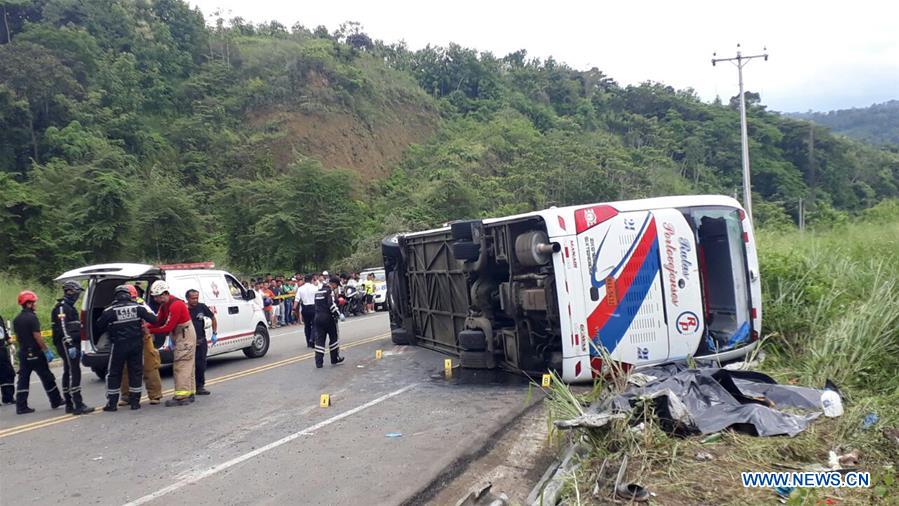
[{"xmin": 0, "ymin": 313, "xmax": 537, "ymax": 505}]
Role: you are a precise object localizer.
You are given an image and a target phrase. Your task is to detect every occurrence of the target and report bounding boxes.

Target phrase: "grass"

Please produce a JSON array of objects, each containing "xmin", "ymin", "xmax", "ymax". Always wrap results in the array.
[
  {"xmin": 546, "ymin": 218, "xmax": 899, "ymax": 504},
  {"xmin": 0, "ymin": 274, "xmax": 59, "ymax": 330}
]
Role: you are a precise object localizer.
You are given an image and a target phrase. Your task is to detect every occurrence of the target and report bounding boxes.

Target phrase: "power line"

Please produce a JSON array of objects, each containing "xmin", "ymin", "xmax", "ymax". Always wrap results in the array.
[{"xmin": 712, "ymin": 44, "xmax": 768, "ymax": 221}]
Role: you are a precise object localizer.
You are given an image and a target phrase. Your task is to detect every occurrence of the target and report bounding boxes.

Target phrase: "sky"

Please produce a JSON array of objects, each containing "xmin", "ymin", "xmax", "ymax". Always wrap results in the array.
[{"xmin": 190, "ymin": 0, "xmax": 899, "ymax": 112}]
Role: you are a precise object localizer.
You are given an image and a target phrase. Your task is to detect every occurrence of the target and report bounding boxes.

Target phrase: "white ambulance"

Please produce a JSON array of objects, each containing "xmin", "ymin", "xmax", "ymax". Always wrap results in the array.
[
  {"xmin": 54, "ymin": 262, "xmax": 270, "ymax": 379},
  {"xmin": 383, "ymin": 195, "xmax": 761, "ymax": 382}
]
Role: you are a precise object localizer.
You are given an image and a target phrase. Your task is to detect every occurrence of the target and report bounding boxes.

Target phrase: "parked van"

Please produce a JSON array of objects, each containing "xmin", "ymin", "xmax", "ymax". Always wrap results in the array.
[
  {"xmin": 383, "ymin": 195, "xmax": 761, "ymax": 382},
  {"xmin": 359, "ymin": 267, "xmax": 388, "ymax": 311},
  {"xmin": 54, "ymin": 262, "xmax": 270, "ymax": 379}
]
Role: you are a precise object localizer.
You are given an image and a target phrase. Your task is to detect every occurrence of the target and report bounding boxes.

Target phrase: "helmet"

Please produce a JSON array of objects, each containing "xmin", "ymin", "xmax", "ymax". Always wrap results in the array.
[
  {"xmin": 322, "ymin": 270, "xmax": 329, "ymax": 276},
  {"xmin": 126, "ymin": 285, "xmax": 139, "ymax": 299},
  {"xmin": 17, "ymin": 290, "xmax": 38, "ymax": 306},
  {"xmin": 329, "ymin": 276, "xmax": 341, "ymax": 286},
  {"xmin": 149, "ymin": 280, "xmax": 170, "ymax": 296},
  {"xmin": 114, "ymin": 285, "xmax": 131, "ymax": 301},
  {"xmin": 62, "ymin": 280, "xmax": 83, "ymax": 293}
]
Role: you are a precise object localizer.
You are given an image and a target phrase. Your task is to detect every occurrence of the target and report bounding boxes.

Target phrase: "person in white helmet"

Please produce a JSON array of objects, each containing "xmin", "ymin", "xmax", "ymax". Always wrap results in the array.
[{"xmin": 145, "ymin": 280, "xmax": 197, "ymax": 407}]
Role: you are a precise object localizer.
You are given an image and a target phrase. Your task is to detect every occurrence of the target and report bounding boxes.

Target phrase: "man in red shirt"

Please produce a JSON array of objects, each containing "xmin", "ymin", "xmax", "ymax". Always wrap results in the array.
[{"xmin": 147, "ymin": 280, "xmax": 197, "ymax": 407}]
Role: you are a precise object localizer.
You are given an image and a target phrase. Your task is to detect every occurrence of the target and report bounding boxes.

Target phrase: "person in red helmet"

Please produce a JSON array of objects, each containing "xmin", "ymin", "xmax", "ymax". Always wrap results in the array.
[
  {"xmin": 118, "ymin": 284, "xmax": 164, "ymax": 405},
  {"xmin": 13, "ymin": 291, "xmax": 64, "ymax": 414}
]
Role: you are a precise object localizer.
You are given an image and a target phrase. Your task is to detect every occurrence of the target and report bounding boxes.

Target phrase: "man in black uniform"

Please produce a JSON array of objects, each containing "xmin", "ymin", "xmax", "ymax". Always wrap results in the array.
[
  {"xmin": 186, "ymin": 289, "xmax": 217, "ymax": 396},
  {"xmin": 51, "ymin": 280, "xmax": 94, "ymax": 415},
  {"xmin": 313, "ymin": 276, "xmax": 346, "ymax": 368},
  {"xmin": 13, "ymin": 291, "xmax": 64, "ymax": 415},
  {"xmin": 95, "ymin": 285, "xmax": 157, "ymax": 411},
  {"xmin": 0, "ymin": 311, "xmax": 16, "ymax": 405}
]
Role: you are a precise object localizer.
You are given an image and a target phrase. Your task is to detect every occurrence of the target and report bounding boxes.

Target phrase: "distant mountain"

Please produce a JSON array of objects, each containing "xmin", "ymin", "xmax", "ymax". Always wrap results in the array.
[{"xmin": 790, "ymin": 101, "xmax": 899, "ymax": 145}]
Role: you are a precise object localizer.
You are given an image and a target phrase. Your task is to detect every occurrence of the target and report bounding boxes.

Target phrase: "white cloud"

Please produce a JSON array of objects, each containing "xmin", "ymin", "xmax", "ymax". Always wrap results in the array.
[{"xmin": 190, "ymin": 0, "xmax": 899, "ymax": 111}]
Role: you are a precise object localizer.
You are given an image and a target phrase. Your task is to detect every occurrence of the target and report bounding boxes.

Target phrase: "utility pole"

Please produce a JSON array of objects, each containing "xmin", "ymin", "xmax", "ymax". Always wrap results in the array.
[{"xmin": 712, "ymin": 44, "xmax": 768, "ymax": 221}]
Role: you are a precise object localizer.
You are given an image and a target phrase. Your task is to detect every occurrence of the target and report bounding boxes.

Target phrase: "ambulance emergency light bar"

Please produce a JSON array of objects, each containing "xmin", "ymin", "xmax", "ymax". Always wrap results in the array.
[{"xmin": 158, "ymin": 262, "xmax": 215, "ymax": 270}]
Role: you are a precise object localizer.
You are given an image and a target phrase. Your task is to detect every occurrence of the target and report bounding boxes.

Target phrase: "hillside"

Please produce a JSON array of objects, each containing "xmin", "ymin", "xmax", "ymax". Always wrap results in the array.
[
  {"xmin": 791, "ymin": 100, "xmax": 899, "ymax": 146},
  {"xmin": 1, "ymin": 0, "xmax": 898, "ymax": 279}
]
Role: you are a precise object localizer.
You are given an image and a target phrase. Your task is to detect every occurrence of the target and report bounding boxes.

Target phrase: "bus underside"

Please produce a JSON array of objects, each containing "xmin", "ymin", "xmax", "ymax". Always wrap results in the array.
[{"xmin": 383, "ymin": 217, "xmax": 564, "ymax": 374}]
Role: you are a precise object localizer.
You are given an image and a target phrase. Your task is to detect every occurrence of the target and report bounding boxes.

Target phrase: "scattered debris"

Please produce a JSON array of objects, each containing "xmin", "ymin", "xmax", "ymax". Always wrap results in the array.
[
  {"xmin": 591, "ymin": 458, "xmax": 609, "ymax": 498},
  {"xmin": 91, "ymin": 456, "xmax": 103, "ymax": 461},
  {"xmin": 455, "ymin": 481, "xmax": 509, "ymax": 506},
  {"xmin": 356, "ymin": 365, "xmax": 365, "ymax": 369},
  {"xmin": 694, "ymin": 451, "xmax": 715, "ymax": 461},
  {"xmin": 627, "ymin": 372, "xmax": 658, "ymax": 387},
  {"xmin": 883, "ymin": 428, "xmax": 899, "ymax": 446},
  {"xmin": 723, "ymin": 350, "xmax": 766, "ymax": 371},
  {"xmin": 821, "ymin": 388, "xmax": 843, "ymax": 418},
  {"xmin": 553, "ymin": 412, "xmax": 626, "ymax": 430},
  {"xmin": 834, "ymin": 449, "xmax": 862, "ymax": 467},
  {"xmin": 700, "ymin": 433, "xmax": 723, "ymax": 444},
  {"xmin": 385, "ymin": 432, "xmax": 403, "ymax": 438},
  {"xmin": 774, "ymin": 486, "xmax": 795, "ymax": 500},
  {"xmin": 526, "ymin": 443, "xmax": 587, "ymax": 506},
  {"xmin": 613, "ymin": 455, "xmax": 650, "ymax": 503},
  {"xmin": 862, "ymin": 412, "xmax": 879, "ymax": 429}
]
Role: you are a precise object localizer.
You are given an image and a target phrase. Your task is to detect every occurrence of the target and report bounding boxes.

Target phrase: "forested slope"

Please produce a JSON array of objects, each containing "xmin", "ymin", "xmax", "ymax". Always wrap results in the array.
[
  {"xmin": 792, "ymin": 100, "xmax": 899, "ymax": 146},
  {"xmin": 1, "ymin": 0, "xmax": 897, "ymax": 279}
]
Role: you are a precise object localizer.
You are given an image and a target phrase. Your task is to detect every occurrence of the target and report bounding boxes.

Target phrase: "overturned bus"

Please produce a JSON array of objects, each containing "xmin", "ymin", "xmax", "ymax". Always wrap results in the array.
[{"xmin": 382, "ymin": 195, "xmax": 762, "ymax": 383}]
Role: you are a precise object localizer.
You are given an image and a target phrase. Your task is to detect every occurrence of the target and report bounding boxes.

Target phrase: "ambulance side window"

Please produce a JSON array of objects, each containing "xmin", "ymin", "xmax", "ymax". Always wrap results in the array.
[{"xmin": 225, "ymin": 275, "xmax": 244, "ymax": 300}]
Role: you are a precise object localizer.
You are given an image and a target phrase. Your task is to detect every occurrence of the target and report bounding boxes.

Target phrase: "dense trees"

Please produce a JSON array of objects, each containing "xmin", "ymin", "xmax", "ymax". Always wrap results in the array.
[
  {"xmin": 792, "ymin": 100, "xmax": 899, "ymax": 146},
  {"xmin": 1, "ymin": 0, "xmax": 897, "ymax": 279}
]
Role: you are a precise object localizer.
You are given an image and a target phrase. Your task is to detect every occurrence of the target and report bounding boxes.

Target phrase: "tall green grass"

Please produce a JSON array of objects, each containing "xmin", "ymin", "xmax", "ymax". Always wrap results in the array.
[
  {"xmin": 759, "ymin": 221, "xmax": 899, "ymax": 394},
  {"xmin": 0, "ymin": 274, "xmax": 59, "ymax": 329}
]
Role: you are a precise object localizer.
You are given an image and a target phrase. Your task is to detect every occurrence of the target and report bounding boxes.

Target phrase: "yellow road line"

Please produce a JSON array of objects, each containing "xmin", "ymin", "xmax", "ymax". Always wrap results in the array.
[{"xmin": 0, "ymin": 333, "xmax": 389, "ymax": 439}]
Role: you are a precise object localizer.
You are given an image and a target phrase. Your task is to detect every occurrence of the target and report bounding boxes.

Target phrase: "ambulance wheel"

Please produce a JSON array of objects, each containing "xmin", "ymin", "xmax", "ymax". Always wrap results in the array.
[{"xmin": 243, "ymin": 325, "xmax": 270, "ymax": 358}]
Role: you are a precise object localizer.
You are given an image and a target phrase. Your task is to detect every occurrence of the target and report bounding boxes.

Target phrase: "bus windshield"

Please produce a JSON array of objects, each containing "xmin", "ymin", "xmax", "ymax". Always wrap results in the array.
[{"xmin": 687, "ymin": 207, "xmax": 752, "ymax": 353}]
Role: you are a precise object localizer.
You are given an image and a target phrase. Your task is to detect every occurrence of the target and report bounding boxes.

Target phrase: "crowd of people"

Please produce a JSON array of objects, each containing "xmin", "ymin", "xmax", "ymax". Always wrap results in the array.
[
  {"xmin": 0, "ymin": 270, "xmax": 380, "ymax": 416},
  {"xmin": 247, "ymin": 271, "xmax": 378, "ymax": 329}
]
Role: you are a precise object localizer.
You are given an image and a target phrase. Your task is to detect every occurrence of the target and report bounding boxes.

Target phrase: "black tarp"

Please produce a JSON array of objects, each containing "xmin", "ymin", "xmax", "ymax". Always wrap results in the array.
[{"xmin": 602, "ymin": 364, "xmax": 827, "ymax": 437}]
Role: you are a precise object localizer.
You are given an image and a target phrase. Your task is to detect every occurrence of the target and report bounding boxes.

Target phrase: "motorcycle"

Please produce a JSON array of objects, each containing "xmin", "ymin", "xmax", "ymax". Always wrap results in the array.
[{"xmin": 342, "ymin": 284, "xmax": 365, "ymax": 317}]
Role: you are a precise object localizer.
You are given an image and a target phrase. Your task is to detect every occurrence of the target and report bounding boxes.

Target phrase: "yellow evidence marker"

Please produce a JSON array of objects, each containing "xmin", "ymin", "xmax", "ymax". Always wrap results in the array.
[
  {"xmin": 320, "ymin": 394, "xmax": 331, "ymax": 408},
  {"xmin": 542, "ymin": 374, "xmax": 552, "ymax": 388},
  {"xmin": 376, "ymin": 349, "xmax": 383, "ymax": 359},
  {"xmin": 444, "ymin": 358, "xmax": 453, "ymax": 378}
]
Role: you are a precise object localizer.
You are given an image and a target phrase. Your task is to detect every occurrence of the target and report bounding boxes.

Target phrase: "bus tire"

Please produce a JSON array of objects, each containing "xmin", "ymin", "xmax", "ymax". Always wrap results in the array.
[
  {"xmin": 452, "ymin": 241, "xmax": 481, "ymax": 261},
  {"xmin": 458, "ymin": 329, "xmax": 487, "ymax": 351},
  {"xmin": 391, "ymin": 328, "xmax": 412, "ymax": 345}
]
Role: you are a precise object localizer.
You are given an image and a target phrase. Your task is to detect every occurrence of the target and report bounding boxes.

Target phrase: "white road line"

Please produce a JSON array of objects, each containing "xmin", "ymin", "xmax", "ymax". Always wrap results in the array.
[{"xmin": 123, "ymin": 382, "xmax": 418, "ymax": 506}]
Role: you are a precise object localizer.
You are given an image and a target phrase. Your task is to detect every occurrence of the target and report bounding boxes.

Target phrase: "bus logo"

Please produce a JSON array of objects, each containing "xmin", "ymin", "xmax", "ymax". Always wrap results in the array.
[{"xmin": 676, "ymin": 311, "xmax": 699, "ymax": 334}]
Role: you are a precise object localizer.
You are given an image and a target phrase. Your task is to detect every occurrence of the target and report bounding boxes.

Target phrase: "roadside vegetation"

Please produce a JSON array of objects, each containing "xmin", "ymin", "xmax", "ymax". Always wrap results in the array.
[{"xmin": 546, "ymin": 202, "xmax": 899, "ymax": 505}]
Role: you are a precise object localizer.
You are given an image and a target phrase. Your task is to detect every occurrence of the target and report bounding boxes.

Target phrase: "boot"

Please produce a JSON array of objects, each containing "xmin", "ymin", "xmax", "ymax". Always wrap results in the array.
[
  {"xmin": 72, "ymin": 392, "xmax": 94, "ymax": 415},
  {"xmin": 164, "ymin": 397, "xmax": 191, "ymax": 407},
  {"xmin": 50, "ymin": 391, "xmax": 65, "ymax": 410},
  {"xmin": 331, "ymin": 355, "xmax": 345, "ymax": 366},
  {"xmin": 15, "ymin": 392, "xmax": 33, "ymax": 414},
  {"xmin": 129, "ymin": 392, "xmax": 141, "ymax": 410},
  {"xmin": 64, "ymin": 393, "xmax": 74, "ymax": 414},
  {"xmin": 103, "ymin": 394, "xmax": 119, "ymax": 412}
]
